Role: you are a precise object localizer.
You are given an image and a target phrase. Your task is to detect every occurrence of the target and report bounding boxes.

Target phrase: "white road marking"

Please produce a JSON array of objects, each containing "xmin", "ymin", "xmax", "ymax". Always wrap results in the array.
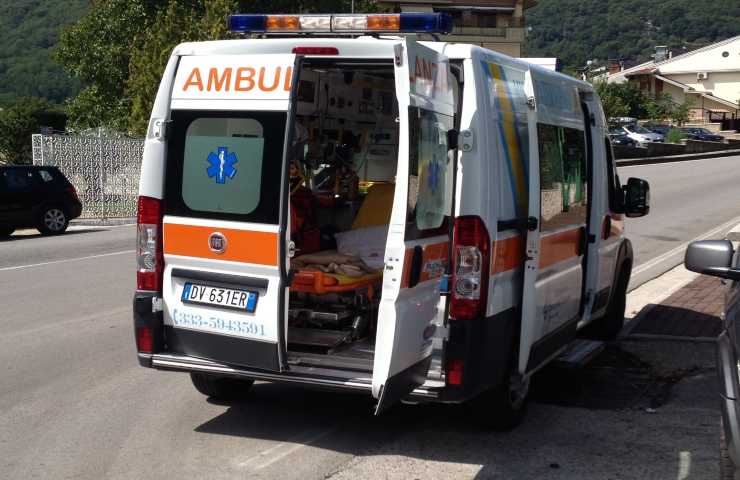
[
  {"xmin": 238, "ymin": 427, "xmax": 336, "ymax": 471},
  {"xmin": 677, "ymin": 451, "xmax": 691, "ymax": 480},
  {"xmin": 0, "ymin": 250, "xmax": 134, "ymax": 272},
  {"xmin": 632, "ymin": 214, "xmax": 740, "ymax": 276}
]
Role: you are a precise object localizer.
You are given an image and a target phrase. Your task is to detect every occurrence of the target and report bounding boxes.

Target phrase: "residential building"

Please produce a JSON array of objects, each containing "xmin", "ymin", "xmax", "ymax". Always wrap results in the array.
[
  {"xmin": 608, "ymin": 36, "xmax": 740, "ymax": 123},
  {"xmin": 377, "ymin": 0, "xmax": 537, "ymax": 58}
]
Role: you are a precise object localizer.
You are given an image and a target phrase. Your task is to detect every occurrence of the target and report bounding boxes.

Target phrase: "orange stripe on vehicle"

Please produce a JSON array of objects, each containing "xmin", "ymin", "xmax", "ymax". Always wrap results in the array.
[
  {"xmin": 400, "ymin": 241, "xmax": 449, "ymax": 288},
  {"xmin": 163, "ymin": 223, "xmax": 279, "ymax": 266},
  {"xmin": 491, "ymin": 235, "xmax": 525, "ymax": 274},
  {"xmin": 539, "ymin": 228, "xmax": 582, "ymax": 269}
]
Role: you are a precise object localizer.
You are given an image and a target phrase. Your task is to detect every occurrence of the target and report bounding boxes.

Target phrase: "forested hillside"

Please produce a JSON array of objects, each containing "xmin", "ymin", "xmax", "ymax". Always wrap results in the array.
[
  {"xmin": 525, "ymin": 0, "xmax": 740, "ymax": 69},
  {"xmin": 0, "ymin": 0, "xmax": 88, "ymax": 106}
]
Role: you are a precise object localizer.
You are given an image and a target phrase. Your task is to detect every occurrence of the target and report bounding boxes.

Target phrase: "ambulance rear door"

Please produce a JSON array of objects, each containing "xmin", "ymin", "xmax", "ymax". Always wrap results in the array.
[
  {"xmin": 373, "ymin": 39, "xmax": 455, "ymax": 414},
  {"xmin": 160, "ymin": 54, "xmax": 300, "ymax": 372}
]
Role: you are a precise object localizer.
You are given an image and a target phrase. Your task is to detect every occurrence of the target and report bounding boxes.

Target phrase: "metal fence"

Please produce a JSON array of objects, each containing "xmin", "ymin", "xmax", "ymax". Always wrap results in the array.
[{"xmin": 32, "ymin": 133, "xmax": 144, "ymax": 219}]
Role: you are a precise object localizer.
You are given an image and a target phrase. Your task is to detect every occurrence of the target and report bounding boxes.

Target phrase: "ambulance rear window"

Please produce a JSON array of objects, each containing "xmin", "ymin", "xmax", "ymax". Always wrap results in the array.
[{"xmin": 164, "ymin": 110, "xmax": 287, "ymax": 224}]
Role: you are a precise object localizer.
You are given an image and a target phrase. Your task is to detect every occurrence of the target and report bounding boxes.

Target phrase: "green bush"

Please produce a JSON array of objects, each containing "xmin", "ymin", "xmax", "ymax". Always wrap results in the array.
[{"xmin": 665, "ymin": 128, "xmax": 685, "ymax": 144}]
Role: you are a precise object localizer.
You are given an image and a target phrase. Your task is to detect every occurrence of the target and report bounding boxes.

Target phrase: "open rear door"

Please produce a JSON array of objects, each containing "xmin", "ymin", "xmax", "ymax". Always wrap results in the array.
[
  {"xmin": 160, "ymin": 54, "xmax": 300, "ymax": 372},
  {"xmin": 373, "ymin": 38, "xmax": 455, "ymax": 414}
]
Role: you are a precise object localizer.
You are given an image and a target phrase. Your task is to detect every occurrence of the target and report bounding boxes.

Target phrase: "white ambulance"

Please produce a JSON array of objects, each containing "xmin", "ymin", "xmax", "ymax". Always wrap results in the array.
[{"xmin": 133, "ymin": 13, "xmax": 650, "ymax": 429}]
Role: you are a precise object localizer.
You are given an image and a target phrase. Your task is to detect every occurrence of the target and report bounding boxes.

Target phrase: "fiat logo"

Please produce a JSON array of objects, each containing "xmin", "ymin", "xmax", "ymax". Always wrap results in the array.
[{"xmin": 208, "ymin": 232, "xmax": 227, "ymax": 254}]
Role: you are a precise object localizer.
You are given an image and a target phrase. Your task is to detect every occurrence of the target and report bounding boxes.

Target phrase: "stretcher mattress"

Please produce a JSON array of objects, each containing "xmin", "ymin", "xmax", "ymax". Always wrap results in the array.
[{"xmin": 291, "ymin": 269, "xmax": 382, "ymax": 294}]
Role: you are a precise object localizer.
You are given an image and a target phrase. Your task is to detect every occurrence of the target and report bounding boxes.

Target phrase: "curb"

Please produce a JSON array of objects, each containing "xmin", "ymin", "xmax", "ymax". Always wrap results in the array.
[
  {"xmin": 71, "ymin": 218, "xmax": 135, "ymax": 226},
  {"xmin": 616, "ymin": 149, "xmax": 740, "ymax": 166}
]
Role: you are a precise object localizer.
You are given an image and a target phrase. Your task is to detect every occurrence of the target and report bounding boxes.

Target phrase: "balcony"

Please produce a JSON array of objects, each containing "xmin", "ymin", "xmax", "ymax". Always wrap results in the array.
[{"xmin": 451, "ymin": 26, "xmax": 507, "ymax": 37}]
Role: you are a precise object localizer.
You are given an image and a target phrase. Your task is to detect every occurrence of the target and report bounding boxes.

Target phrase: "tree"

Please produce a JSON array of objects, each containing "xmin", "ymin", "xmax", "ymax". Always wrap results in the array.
[
  {"xmin": 671, "ymin": 98, "xmax": 693, "ymax": 126},
  {"xmin": 125, "ymin": 0, "xmax": 238, "ymax": 135},
  {"xmin": 593, "ymin": 81, "xmax": 629, "ymax": 120},
  {"xmin": 54, "ymin": 0, "xmax": 165, "ymax": 131},
  {"xmin": 643, "ymin": 92, "xmax": 673, "ymax": 122},
  {"xmin": 0, "ymin": 98, "xmax": 67, "ymax": 164}
]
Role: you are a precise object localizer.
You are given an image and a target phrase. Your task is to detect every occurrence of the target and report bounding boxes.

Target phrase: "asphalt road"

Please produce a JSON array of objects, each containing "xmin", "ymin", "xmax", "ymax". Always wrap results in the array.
[
  {"xmin": 3, "ymin": 153, "xmax": 739, "ymax": 479},
  {"xmin": 619, "ymin": 154, "xmax": 740, "ymax": 288}
]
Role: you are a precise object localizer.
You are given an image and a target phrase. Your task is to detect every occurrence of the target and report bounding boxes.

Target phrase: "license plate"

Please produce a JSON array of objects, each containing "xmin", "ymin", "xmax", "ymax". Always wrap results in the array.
[{"xmin": 181, "ymin": 282, "xmax": 258, "ymax": 313}]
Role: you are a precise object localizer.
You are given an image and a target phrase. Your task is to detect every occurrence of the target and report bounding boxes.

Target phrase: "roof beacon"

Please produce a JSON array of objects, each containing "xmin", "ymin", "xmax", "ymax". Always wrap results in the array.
[{"xmin": 228, "ymin": 13, "xmax": 453, "ymax": 35}]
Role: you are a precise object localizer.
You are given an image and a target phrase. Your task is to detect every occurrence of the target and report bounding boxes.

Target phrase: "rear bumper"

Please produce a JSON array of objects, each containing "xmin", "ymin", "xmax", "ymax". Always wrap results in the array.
[{"xmin": 143, "ymin": 352, "xmax": 446, "ymax": 400}]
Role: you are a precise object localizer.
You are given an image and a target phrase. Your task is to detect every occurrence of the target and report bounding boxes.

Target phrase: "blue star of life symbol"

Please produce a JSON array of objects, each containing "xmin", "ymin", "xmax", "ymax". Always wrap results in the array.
[
  {"xmin": 207, "ymin": 147, "xmax": 238, "ymax": 184},
  {"xmin": 427, "ymin": 157, "xmax": 441, "ymax": 194}
]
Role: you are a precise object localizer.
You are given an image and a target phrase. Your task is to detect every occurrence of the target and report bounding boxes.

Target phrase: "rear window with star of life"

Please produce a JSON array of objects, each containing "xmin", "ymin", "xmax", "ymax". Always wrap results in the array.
[
  {"xmin": 182, "ymin": 118, "xmax": 264, "ymax": 215},
  {"xmin": 164, "ymin": 111, "xmax": 287, "ymax": 224}
]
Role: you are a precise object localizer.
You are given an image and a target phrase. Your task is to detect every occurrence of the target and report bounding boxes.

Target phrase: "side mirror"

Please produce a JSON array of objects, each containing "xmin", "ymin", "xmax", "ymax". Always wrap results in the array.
[
  {"xmin": 685, "ymin": 240, "xmax": 740, "ymax": 280},
  {"xmin": 623, "ymin": 177, "xmax": 650, "ymax": 218}
]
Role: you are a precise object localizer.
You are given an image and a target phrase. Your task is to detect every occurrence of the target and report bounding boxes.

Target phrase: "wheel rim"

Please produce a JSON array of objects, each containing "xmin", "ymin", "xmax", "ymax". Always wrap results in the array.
[{"xmin": 44, "ymin": 208, "xmax": 66, "ymax": 231}]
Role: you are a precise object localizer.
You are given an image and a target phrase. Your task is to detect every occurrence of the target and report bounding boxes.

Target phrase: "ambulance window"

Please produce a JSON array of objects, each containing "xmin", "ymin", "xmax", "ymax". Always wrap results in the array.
[
  {"xmin": 407, "ymin": 107, "xmax": 454, "ymax": 232},
  {"xmin": 164, "ymin": 110, "xmax": 287, "ymax": 224},
  {"xmin": 181, "ymin": 118, "xmax": 265, "ymax": 215},
  {"xmin": 538, "ymin": 124, "xmax": 588, "ymax": 230}
]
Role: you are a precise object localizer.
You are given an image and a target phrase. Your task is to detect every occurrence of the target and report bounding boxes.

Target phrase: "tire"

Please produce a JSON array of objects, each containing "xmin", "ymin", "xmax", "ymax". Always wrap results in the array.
[
  {"xmin": 37, "ymin": 206, "xmax": 69, "ymax": 235},
  {"xmin": 190, "ymin": 372, "xmax": 254, "ymax": 400},
  {"xmin": 583, "ymin": 263, "xmax": 630, "ymax": 341},
  {"xmin": 468, "ymin": 374, "xmax": 530, "ymax": 431},
  {"xmin": 0, "ymin": 226, "xmax": 14, "ymax": 237}
]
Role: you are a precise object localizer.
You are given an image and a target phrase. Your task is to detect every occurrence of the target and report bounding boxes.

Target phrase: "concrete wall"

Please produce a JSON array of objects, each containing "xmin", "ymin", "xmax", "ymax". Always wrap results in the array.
[{"xmin": 613, "ymin": 139, "xmax": 740, "ymax": 159}]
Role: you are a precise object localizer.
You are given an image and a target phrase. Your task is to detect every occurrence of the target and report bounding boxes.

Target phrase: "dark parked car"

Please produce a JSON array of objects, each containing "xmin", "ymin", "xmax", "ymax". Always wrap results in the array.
[
  {"xmin": 686, "ymin": 240, "xmax": 740, "ymax": 476},
  {"xmin": 680, "ymin": 127, "xmax": 724, "ymax": 142},
  {"xmin": 608, "ymin": 128, "xmax": 637, "ymax": 147},
  {"xmin": 0, "ymin": 165, "xmax": 82, "ymax": 236}
]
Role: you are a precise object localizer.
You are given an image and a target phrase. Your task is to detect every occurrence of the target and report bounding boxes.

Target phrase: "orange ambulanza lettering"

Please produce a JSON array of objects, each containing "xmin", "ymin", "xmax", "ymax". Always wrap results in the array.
[
  {"xmin": 283, "ymin": 66, "xmax": 293, "ymax": 91},
  {"xmin": 207, "ymin": 67, "xmax": 232, "ymax": 92},
  {"xmin": 258, "ymin": 67, "xmax": 281, "ymax": 92},
  {"xmin": 235, "ymin": 67, "xmax": 256, "ymax": 91},
  {"xmin": 182, "ymin": 68, "xmax": 204, "ymax": 91}
]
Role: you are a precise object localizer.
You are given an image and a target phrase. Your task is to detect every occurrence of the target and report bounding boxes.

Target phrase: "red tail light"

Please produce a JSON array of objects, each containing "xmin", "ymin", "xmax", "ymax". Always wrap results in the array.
[
  {"xmin": 292, "ymin": 46, "xmax": 339, "ymax": 55},
  {"xmin": 136, "ymin": 326, "xmax": 153, "ymax": 353},
  {"xmin": 450, "ymin": 216, "xmax": 490, "ymax": 320},
  {"xmin": 66, "ymin": 185, "xmax": 79, "ymax": 201},
  {"xmin": 136, "ymin": 196, "xmax": 164, "ymax": 291},
  {"xmin": 447, "ymin": 358, "xmax": 464, "ymax": 385}
]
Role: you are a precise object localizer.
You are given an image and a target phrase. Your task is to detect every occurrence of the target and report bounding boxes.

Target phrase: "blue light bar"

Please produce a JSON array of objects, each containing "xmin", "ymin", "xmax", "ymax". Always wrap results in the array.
[
  {"xmin": 228, "ymin": 13, "xmax": 453, "ymax": 35},
  {"xmin": 400, "ymin": 13, "xmax": 453, "ymax": 34}
]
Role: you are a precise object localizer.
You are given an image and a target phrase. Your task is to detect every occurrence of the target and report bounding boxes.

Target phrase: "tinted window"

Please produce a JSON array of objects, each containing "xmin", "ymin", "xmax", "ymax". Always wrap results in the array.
[
  {"xmin": 538, "ymin": 124, "xmax": 588, "ymax": 230},
  {"xmin": 165, "ymin": 111, "xmax": 287, "ymax": 224},
  {"xmin": 2, "ymin": 169, "xmax": 34, "ymax": 192},
  {"xmin": 38, "ymin": 169, "xmax": 54, "ymax": 183}
]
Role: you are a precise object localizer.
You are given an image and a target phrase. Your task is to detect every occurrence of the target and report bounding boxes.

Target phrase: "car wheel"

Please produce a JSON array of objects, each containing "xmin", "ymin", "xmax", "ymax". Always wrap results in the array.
[
  {"xmin": 0, "ymin": 226, "xmax": 14, "ymax": 237},
  {"xmin": 582, "ymin": 263, "xmax": 630, "ymax": 341},
  {"xmin": 190, "ymin": 372, "xmax": 254, "ymax": 400},
  {"xmin": 468, "ymin": 373, "xmax": 530, "ymax": 431},
  {"xmin": 38, "ymin": 206, "xmax": 69, "ymax": 235}
]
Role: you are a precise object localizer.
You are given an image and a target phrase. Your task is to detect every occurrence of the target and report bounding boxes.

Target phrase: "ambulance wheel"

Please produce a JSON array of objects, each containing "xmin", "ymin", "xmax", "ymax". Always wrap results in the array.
[
  {"xmin": 190, "ymin": 372, "xmax": 254, "ymax": 400},
  {"xmin": 470, "ymin": 375, "xmax": 529, "ymax": 431},
  {"xmin": 585, "ymin": 263, "xmax": 630, "ymax": 341}
]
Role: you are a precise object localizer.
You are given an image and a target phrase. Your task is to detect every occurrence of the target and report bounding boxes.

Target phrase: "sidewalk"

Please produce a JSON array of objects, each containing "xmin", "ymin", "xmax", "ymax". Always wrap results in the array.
[{"xmin": 625, "ymin": 274, "xmax": 724, "ymax": 341}]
